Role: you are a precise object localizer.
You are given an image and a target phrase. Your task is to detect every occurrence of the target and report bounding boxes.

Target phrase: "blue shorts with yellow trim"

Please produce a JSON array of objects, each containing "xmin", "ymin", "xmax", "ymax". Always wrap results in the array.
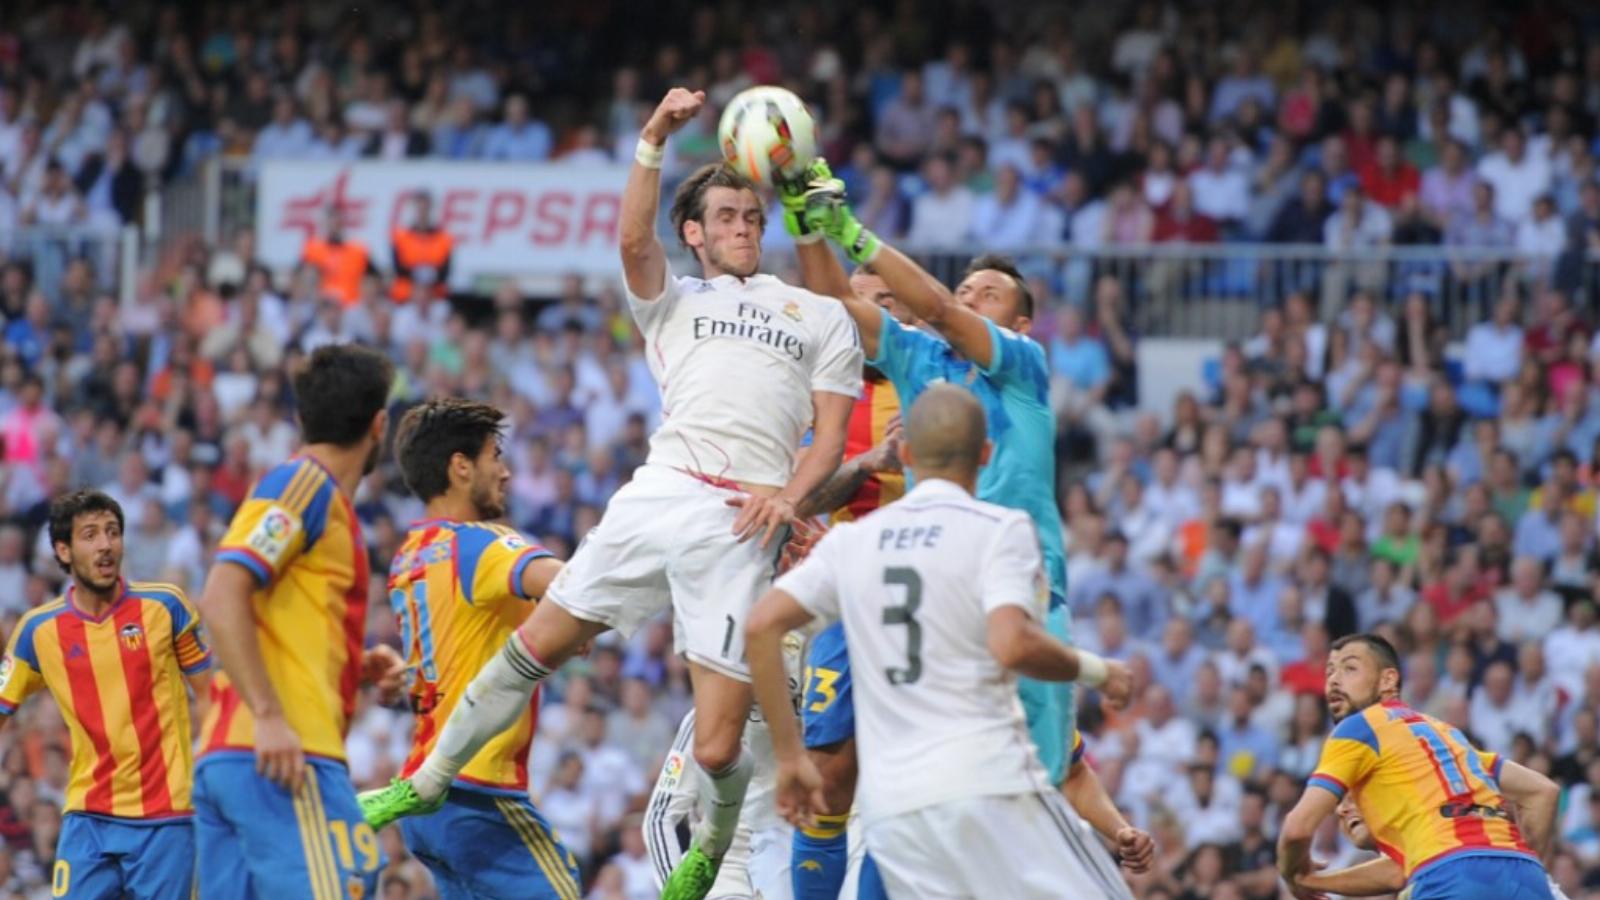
[
  {"xmin": 53, "ymin": 813, "xmax": 193, "ymax": 899},
  {"xmin": 802, "ymin": 622, "xmax": 855, "ymax": 749},
  {"xmin": 400, "ymin": 787, "xmax": 581, "ymax": 900},
  {"xmin": 1406, "ymin": 852, "xmax": 1551, "ymax": 900},
  {"xmin": 193, "ymin": 754, "xmax": 384, "ymax": 900}
]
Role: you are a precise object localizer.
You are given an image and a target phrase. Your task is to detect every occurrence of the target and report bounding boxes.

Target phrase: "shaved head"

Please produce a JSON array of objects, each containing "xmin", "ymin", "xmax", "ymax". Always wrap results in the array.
[{"xmin": 904, "ymin": 384, "xmax": 988, "ymax": 475}]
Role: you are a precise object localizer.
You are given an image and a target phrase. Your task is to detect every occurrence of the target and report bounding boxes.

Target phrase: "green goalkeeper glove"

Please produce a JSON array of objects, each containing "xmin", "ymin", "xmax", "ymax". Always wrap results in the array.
[
  {"xmin": 801, "ymin": 176, "xmax": 882, "ymax": 265},
  {"xmin": 775, "ymin": 159, "xmax": 837, "ymax": 244}
]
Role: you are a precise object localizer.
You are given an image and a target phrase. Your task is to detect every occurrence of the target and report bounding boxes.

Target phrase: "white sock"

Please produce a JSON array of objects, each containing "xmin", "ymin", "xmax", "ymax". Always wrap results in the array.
[
  {"xmin": 411, "ymin": 636, "xmax": 550, "ymax": 801},
  {"xmin": 692, "ymin": 748, "xmax": 752, "ymax": 860}
]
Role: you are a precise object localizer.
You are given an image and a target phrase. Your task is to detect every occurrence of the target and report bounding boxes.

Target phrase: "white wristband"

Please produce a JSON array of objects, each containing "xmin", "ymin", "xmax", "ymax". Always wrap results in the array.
[
  {"xmin": 634, "ymin": 138, "xmax": 664, "ymax": 169},
  {"xmin": 1075, "ymin": 651, "xmax": 1108, "ymax": 688}
]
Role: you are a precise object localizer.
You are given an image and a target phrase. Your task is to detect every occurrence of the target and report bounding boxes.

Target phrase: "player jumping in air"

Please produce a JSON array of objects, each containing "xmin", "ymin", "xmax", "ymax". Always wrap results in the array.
[
  {"xmin": 358, "ymin": 87, "xmax": 862, "ymax": 900},
  {"xmin": 385, "ymin": 399, "xmax": 581, "ymax": 898},
  {"xmin": 0, "ymin": 490, "xmax": 212, "ymax": 898},
  {"xmin": 1277, "ymin": 633, "xmax": 1560, "ymax": 900},
  {"xmin": 746, "ymin": 384, "xmax": 1133, "ymax": 899},
  {"xmin": 194, "ymin": 344, "xmax": 406, "ymax": 899}
]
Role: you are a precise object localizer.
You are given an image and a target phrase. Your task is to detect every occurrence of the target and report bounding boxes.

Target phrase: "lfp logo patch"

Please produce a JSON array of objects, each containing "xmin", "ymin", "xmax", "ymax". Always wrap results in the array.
[{"xmin": 247, "ymin": 506, "xmax": 300, "ymax": 567}]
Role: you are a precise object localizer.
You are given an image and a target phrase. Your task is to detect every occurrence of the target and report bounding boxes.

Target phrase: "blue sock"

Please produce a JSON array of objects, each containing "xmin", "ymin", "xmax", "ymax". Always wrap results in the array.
[
  {"xmin": 791, "ymin": 814, "xmax": 849, "ymax": 900},
  {"xmin": 857, "ymin": 852, "xmax": 888, "ymax": 900}
]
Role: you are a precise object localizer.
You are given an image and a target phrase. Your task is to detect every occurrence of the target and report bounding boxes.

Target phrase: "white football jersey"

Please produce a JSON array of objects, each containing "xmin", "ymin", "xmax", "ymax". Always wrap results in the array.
[
  {"xmin": 627, "ymin": 262, "xmax": 863, "ymax": 487},
  {"xmin": 773, "ymin": 478, "xmax": 1055, "ymax": 824}
]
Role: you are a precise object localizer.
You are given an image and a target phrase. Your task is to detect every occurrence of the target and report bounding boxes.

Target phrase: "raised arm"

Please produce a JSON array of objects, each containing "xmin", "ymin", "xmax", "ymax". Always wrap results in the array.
[
  {"xmin": 803, "ymin": 179, "xmax": 999, "ymax": 367},
  {"xmin": 621, "ymin": 88, "xmax": 705, "ymax": 300},
  {"xmin": 782, "ymin": 164, "xmax": 885, "ymax": 358}
]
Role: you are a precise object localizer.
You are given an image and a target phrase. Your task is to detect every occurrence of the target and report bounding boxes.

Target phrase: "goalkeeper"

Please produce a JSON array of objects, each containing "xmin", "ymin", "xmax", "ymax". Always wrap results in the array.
[{"xmin": 773, "ymin": 163, "xmax": 1133, "ymax": 900}]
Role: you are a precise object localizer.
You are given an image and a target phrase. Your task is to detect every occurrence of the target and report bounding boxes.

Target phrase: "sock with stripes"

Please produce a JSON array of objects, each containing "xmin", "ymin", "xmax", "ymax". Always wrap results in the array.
[
  {"xmin": 412, "ymin": 635, "xmax": 550, "ymax": 801},
  {"xmin": 691, "ymin": 748, "xmax": 752, "ymax": 860},
  {"xmin": 856, "ymin": 852, "xmax": 889, "ymax": 900},
  {"xmin": 790, "ymin": 814, "xmax": 849, "ymax": 900}
]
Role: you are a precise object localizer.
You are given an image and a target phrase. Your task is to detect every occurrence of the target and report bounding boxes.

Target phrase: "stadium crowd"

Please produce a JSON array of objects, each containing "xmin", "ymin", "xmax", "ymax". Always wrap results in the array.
[{"xmin": 5, "ymin": 1, "xmax": 1600, "ymax": 898}]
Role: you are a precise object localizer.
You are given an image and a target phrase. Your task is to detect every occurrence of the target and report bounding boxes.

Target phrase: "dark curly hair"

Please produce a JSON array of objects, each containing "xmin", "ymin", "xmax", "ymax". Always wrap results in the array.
[{"xmin": 394, "ymin": 398, "xmax": 507, "ymax": 502}]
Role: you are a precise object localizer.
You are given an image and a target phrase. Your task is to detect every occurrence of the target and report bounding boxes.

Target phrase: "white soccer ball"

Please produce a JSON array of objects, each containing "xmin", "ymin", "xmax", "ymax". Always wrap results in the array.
[{"xmin": 717, "ymin": 86, "xmax": 818, "ymax": 187}]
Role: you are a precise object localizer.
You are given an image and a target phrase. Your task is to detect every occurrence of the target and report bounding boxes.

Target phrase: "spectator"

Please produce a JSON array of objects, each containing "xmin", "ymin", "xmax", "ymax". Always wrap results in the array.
[
  {"xmin": 875, "ymin": 69, "xmax": 935, "ymax": 170},
  {"xmin": 1359, "ymin": 135, "xmax": 1420, "ymax": 209},
  {"xmin": 1516, "ymin": 194, "xmax": 1568, "ymax": 286},
  {"xmin": 1462, "ymin": 295, "xmax": 1523, "ymax": 385},
  {"xmin": 1494, "ymin": 556, "xmax": 1566, "ymax": 643},
  {"xmin": 1048, "ymin": 305, "xmax": 1115, "ymax": 453},
  {"xmin": 1419, "ymin": 138, "xmax": 1478, "ymax": 228},
  {"xmin": 967, "ymin": 164, "xmax": 1045, "ymax": 249},
  {"xmin": 1477, "ymin": 127, "xmax": 1552, "ymax": 224},
  {"xmin": 1355, "ymin": 557, "xmax": 1416, "ymax": 631},
  {"xmin": 480, "ymin": 94, "xmax": 552, "ymax": 162},
  {"xmin": 1422, "ymin": 545, "xmax": 1492, "ymax": 626},
  {"xmin": 904, "ymin": 152, "xmax": 973, "ymax": 247},
  {"xmin": 366, "ymin": 98, "xmax": 431, "ymax": 160},
  {"xmin": 252, "ymin": 93, "xmax": 314, "ymax": 164},
  {"xmin": 1469, "ymin": 660, "xmax": 1546, "ymax": 755},
  {"xmin": 1187, "ymin": 138, "xmax": 1248, "ymax": 227},
  {"xmin": 1070, "ymin": 530, "xmax": 1165, "ymax": 638},
  {"xmin": 1267, "ymin": 170, "xmax": 1332, "ymax": 244},
  {"xmin": 1323, "ymin": 187, "xmax": 1392, "ymax": 251}
]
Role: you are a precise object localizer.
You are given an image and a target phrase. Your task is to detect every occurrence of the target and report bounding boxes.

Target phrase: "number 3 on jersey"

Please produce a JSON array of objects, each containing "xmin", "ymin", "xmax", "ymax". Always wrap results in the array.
[{"xmin": 883, "ymin": 567, "xmax": 922, "ymax": 685}]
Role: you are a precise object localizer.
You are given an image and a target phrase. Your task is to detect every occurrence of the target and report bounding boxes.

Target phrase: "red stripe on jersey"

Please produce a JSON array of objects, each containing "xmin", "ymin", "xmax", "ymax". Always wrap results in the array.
[
  {"xmin": 402, "ymin": 713, "xmax": 437, "ymax": 779},
  {"xmin": 114, "ymin": 603, "xmax": 172, "ymax": 815},
  {"xmin": 55, "ymin": 616, "xmax": 118, "ymax": 814},
  {"xmin": 205, "ymin": 681, "xmax": 240, "ymax": 753},
  {"xmin": 337, "ymin": 492, "xmax": 369, "ymax": 728}
]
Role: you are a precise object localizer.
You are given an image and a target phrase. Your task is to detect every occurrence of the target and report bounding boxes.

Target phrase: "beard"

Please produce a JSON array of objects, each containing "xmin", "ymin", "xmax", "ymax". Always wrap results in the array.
[
  {"xmin": 72, "ymin": 557, "xmax": 121, "ymax": 596},
  {"xmin": 704, "ymin": 240, "xmax": 760, "ymax": 278},
  {"xmin": 470, "ymin": 480, "xmax": 506, "ymax": 521},
  {"xmin": 362, "ymin": 439, "xmax": 382, "ymax": 476}
]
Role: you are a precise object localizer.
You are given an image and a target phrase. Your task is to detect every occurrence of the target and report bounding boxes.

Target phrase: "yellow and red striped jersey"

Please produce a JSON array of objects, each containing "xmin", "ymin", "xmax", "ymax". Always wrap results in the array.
[
  {"xmin": 388, "ymin": 519, "xmax": 552, "ymax": 794},
  {"xmin": 1308, "ymin": 698, "xmax": 1534, "ymax": 880},
  {"xmin": 200, "ymin": 455, "xmax": 370, "ymax": 762},
  {"xmin": 0, "ymin": 580, "xmax": 210, "ymax": 819},
  {"xmin": 828, "ymin": 376, "xmax": 904, "ymax": 525}
]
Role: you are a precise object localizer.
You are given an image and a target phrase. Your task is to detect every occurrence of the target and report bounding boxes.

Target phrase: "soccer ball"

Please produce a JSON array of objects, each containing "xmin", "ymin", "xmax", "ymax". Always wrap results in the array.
[{"xmin": 717, "ymin": 86, "xmax": 818, "ymax": 187}]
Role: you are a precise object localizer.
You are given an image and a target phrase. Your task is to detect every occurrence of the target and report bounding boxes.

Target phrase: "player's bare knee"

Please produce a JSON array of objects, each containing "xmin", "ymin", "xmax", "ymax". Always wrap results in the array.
[{"xmin": 690, "ymin": 704, "xmax": 746, "ymax": 772}]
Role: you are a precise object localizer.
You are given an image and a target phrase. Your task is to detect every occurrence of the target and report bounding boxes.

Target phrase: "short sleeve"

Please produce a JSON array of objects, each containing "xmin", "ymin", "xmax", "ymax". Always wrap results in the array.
[
  {"xmin": 457, "ymin": 525, "xmax": 553, "ymax": 606},
  {"xmin": 150, "ymin": 587, "xmax": 212, "ymax": 675},
  {"xmin": 625, "ymin": 257, "xmax": 683, "ymax": 332},
  {"xmin": 979, "ymin": 318, "xmax": 1051, "ymax": 396},
  {"xmin": 215, "ymin": 460, "xmax": 333, "ymax": 587},
  {"xmin": 1307, "ymin": 713, "xmax": 1380, "ymax": 800},
  {"xmin": 0, "ymin": 616, "xmax": 45, "ymax": 715},
  {"xmin": 980, "ymin": 513, "xmax": 1047, "ymax": 618},
  {"xmin": 773, "ymin": 527, "xmax": 845, "ymax": 623},
  {"xmin": 809, "ymin": 303, "xmax": 864, "ymax": 398},
  {"xmin": 867, "ymin": 307, "xmax": 938, "ymax": 386}
]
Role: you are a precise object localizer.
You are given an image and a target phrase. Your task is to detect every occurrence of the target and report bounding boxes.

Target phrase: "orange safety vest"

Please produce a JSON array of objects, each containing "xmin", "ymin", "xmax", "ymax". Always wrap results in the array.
[
  {"xmin": 389, "ymin": 227, "xmax": 454, "ymax": 302},
  {"xmin": 301, "ymin": 237, "xmax": 370, "ymax": 307}
]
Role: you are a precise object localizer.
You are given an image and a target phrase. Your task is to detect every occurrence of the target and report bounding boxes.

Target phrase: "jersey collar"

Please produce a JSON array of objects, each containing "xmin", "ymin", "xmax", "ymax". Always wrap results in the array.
[
  {"xmin": 908, "ymin": 478, "xmax": 972, "ymax": 500},
  {"xmin": 63, "ymin": 578, "xmax": 130, "ymax": 623}
]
